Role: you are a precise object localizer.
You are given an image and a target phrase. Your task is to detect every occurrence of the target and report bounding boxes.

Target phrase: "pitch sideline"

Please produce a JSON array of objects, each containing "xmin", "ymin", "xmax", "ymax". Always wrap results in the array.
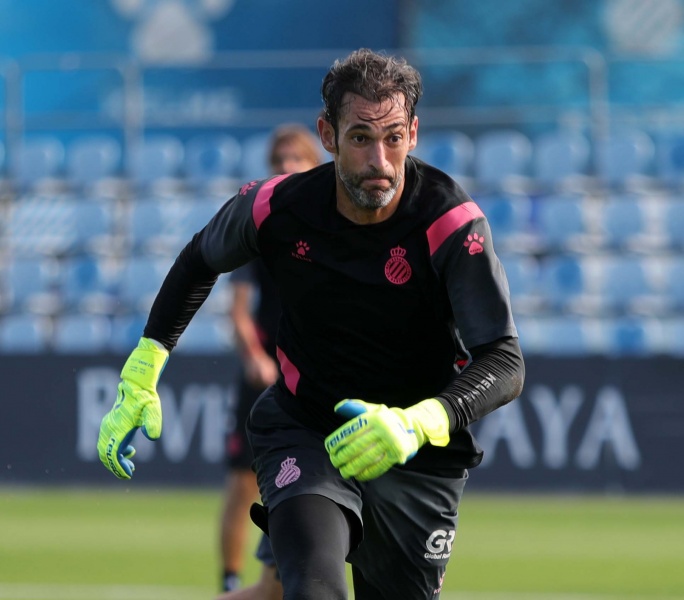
[{"xmin": 0, "ymin": 583, "xmax": 671, "ymax": 600}]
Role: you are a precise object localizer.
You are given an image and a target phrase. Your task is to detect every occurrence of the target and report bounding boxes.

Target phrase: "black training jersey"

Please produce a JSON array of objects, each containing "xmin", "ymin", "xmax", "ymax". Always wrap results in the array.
[{"xmin": 201, "ymin": 157, "xmax": 517, "ymax": 470}]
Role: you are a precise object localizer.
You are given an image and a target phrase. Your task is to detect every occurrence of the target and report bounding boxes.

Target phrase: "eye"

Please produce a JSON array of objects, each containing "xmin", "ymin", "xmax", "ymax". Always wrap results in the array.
[{"xmin": 351, "ymin": 134, "xmax": 366, "ymax": 143}]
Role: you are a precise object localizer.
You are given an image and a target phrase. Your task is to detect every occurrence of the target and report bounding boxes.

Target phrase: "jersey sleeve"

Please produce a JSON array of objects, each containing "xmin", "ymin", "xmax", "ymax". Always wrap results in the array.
[
  {"xmin": 200, "ymin": 178, "xmax": 276, "ymax": 273},
  {"xmin": 428, "ymin": 201, "xmax": 517, "ymax": 349}
]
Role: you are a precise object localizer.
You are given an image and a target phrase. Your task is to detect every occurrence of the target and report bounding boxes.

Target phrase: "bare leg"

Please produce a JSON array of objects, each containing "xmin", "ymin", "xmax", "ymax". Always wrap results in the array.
[{"xmin": 220, "ymin": 469, "xmax": 260, "ymax": 586}]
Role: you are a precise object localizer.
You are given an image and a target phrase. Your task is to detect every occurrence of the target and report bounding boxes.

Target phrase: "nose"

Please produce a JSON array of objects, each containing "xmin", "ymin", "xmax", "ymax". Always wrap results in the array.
[{"xmin": 367, "ymin": 141, "xmax": 387, "ymax": 171}]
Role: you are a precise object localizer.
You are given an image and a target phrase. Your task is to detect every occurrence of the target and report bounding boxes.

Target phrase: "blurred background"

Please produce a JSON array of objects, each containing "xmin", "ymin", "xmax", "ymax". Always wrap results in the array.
[{"xmin": 1, "ymin": 0, "xmax": 683, "ymax": 598}]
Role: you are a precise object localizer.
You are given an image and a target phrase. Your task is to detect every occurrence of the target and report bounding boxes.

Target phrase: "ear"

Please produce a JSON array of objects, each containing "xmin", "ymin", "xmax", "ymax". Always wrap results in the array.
[
  {"xmin": 317, "ymin": 116, "xmax": 337, "ymax": 154},
  {"xmin": 408, "ymin": 116, "xmax": 418, "ymax": 152}
]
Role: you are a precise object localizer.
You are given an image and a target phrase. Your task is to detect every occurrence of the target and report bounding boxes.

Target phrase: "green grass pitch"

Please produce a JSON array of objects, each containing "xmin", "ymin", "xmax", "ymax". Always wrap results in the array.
[{"xmin": 1, "ymin": 487, "xmax": 683, "ymax": 599}]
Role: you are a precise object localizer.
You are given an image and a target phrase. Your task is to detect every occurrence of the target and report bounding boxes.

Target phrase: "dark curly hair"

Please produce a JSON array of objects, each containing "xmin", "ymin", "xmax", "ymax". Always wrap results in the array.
[{"xmin": 321, "ymin": 49, "xmax": 423, "ymax": 136}]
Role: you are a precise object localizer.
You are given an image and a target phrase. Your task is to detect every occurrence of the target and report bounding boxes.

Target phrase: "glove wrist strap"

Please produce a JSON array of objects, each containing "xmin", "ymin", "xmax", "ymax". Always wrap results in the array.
[
  {"xmin": 406, "ymin": 398, "xmax": 450, "ymax": 448},
  {"xmin": 120, "ymin": 337, "xmax": 169, "ymax": 390}
]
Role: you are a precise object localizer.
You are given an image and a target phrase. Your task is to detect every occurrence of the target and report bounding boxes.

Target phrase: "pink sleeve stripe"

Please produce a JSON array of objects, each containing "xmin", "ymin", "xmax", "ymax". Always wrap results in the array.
[
  {"xmin": 252, "ymin": 174, "xmax": 291, "ymax": 230},
  {"xmin": 276, "ymin": 345, "xmax": 300, "ymax": 396},
  {"xmin": 426, "ymin": 202, "xmax": 484, "ymax": 256}
]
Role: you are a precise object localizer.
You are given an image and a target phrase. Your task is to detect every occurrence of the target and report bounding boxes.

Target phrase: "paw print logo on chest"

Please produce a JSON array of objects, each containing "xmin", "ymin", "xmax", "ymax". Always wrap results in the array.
[
  {"xmin": 291, "ymin": 240, "xmax": 312, "ymax": 262},
  {"xmin": 464, "ymin": 233, "xmax": 485, "ymax": 255}
]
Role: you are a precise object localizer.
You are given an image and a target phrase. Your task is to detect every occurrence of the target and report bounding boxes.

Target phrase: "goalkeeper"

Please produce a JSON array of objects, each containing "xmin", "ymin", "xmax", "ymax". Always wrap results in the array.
[{"xmin": 99, "ymin": 48, "xmax": 524, "ymax": 600}]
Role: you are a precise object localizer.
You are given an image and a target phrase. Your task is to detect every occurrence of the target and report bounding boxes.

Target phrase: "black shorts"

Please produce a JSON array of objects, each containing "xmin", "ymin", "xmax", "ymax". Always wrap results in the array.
[
  {"xmin": 247, "ymin": 387, "xmax": 468, "ymax": 599},
  {"xmin": 224, "ymin": 375, "xmax": 264, "ymax": 470}
]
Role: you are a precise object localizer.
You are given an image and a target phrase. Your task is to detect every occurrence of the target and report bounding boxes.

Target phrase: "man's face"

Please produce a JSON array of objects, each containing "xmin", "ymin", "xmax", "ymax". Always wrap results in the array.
[
  {"xmin": 320, "ymin": 92, "xmax": 418, "ymax": 211},
  {"xmin": 271, "ymin": 140, "xmax": 318, "ymax": 175}
]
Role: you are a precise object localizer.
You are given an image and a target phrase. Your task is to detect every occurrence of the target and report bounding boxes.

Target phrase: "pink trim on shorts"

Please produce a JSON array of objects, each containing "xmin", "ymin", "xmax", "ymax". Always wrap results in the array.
[
  {"xmin": 276, "ymin": 345, "xmax": 300, "ymax": 395},
  {"xmin": 426, "ymin": 202, "xmax": 484, "ymax": 256},
  {"xmin": 252, "ymin": 174, "xmax": 291, "ymax": 230}
]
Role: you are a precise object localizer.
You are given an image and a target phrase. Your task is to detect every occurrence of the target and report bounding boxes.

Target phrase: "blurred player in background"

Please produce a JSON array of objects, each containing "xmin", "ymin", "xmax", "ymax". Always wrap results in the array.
[
  {"xmin": 98, "ymin": 48, "xmax": 524, "ymax": 599},
  {"xmin": 221, "ymin": 124, "xmax": 322, "ymax": 594}
]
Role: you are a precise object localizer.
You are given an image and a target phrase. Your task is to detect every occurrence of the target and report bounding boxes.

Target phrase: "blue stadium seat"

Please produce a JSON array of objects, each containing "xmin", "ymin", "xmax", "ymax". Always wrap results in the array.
[
  {"xmin": 60, "ymin": 255, "xmax": 120, "ymax": 315},
  {"xmin": 4, "ymin": 256, "xmax": 61, "ymax": 314},
  {"xmin": 128, "ymin": 135, "xmax": 184, "ymax": 191},
  {"xmin": 596, "ymin": 256, "xmax": 656, "ymax": 315},
  {"xmin": 109, "ymin": 313, "xmax": 148, "ymax": 353},
  {"xmin": 6, "ymin": 194, "xmax": 116, "ymax": 256},
  {"xmin": 603, "ymin": 317, "xmax": 664, "ymax": 356},
  {"xmin": 533, "ymin": 130, "xmax": 590, "ymax": 191},
  {"xmin": 127, "ymin": 196, "xmax": 221, "ymax": 255},
  {"xmin": 656, "ymin": 134, "xmax": 684, "ymax": 188},
  {"xmin": 538, "ymin": 254, "xmax": 588, "ymax": 313},
  {"xmin": 52, "ymin": 314, "xmax": 112, "ymax": 353},
  {"xmin": 174, "ymin": 313, "xmax": 232, "ymax": 354},
  {"xmin": 534, "ymin": 194, "xmax": 594, "ymax": 253},
  {"xmin": 0, "ymin": 314, "xmax": 51, "ymax": 353},
  {"xmin": 474, "ymin": 129, "xmax": 532, "ymax": 192},
  {"xmin": 662, "ymin": 197, "xmax": 684, "ymax": 250},
  {"xmin": 66, "ymin": 135, "xmax": 122, "ymax": 190},
  {"xmin": 662, "ymin": 256, "xmax": 684, "ymax": 313},
  {"xmin": 10, "ymin": 136, "xmax": 65, "ymax": 190},
  {"xmin": 516, "ymin": 315, "xmax": 598, "ymax": 356},
  {"xmin": 662, "ymin": 318, "xmax": 684, "ymax": 356},
  {"xmin": 475, "ymin": 193, "xmax": 535, "ymax": 252},
  {"xmin": 185, "ymin": 134, "xmax": 242, "ymax": 193},
  {"xmin": 117, "ymin": 255, "xmax": 174, "ymax": 314},
  {"xmin": 240, "ymin": 132, "xmax": 272, "ymax": 181},
  {"xmin": 412, "ymin": 131, "xmax": 474, "ymax": 184},
  {"xmin": 597, "ymin": 195, "xmax": 652, "ymax": 251},
  {"xmin": 596, "ymin": 129, "xmax": 655, "ymax": 190},
  {"xmin": 498, "ymin": 254, "xmax": 541, "ymax": 315}
]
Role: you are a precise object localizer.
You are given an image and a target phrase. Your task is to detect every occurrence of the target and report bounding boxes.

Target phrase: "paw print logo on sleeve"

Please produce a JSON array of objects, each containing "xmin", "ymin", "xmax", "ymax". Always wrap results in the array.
[{"xmin": 464, "ymin": 232, "xmax": 485, "ymax": 255}]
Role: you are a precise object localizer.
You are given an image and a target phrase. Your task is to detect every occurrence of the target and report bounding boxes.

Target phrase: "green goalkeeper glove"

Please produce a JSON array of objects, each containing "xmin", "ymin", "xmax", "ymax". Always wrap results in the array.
[
  {"xmin": 97, "ymin": 337, "xmax": 169, "ymax": 480},
  {"xmin": 324, "ymin": 398, "xmax": 450, "ymax": 481}
]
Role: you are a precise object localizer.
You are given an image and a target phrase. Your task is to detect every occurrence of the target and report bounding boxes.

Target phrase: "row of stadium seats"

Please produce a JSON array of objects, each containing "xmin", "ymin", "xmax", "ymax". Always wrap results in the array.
[
  {"xmin": 2, "ymin": 311, "xmax": 682, "ymax": 357},
  {"xmin": 3, "ymin": 126, "xmax": 684, "ymax": 195},
  {"xmin": 0, "ymin": 311, "xmax": 233, "ymax": 355},
  {"xmin": 502, "ymin": 253, "xmax": 684, "ymax": 317},
  {"xmin": 2, "ymin": 191, "xmax": 684, "ymax": 260},
  {"xmin": 0, "ymin": 193, "xmax": 224, "ymax": 258},
  {"xmin": 476, "ymin": 191, "xmax": 684, "ymax": 254},
  {"xmin": 3, "ymin": 251, "xmax": 684, "ymax": 319},
  {"xmin": 0, "ymin": 254, "xmax": 233, "ymax": 316}
]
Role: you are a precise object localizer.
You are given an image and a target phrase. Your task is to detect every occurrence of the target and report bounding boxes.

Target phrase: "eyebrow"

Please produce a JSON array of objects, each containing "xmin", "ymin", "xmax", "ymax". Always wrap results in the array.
[{"xmin": 347, "ymin": 121, "xmax": 406, "ymax": 133}]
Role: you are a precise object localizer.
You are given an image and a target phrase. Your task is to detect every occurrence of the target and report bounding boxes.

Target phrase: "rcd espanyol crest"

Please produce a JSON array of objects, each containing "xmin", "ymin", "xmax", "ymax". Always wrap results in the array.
[
  {"xmin": 275, "ymin": 457, "xmax": 301, "ymax": 488},
  {"xmin": 384, "ymin": 245, "xmax": 412, "ymax": 285}
]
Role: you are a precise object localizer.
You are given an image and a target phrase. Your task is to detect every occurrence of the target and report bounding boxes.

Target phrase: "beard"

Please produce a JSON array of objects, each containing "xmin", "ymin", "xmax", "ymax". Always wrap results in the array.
[{"xmin": 337, "ymin": 163, "xmax": 403, "ymax": 210}]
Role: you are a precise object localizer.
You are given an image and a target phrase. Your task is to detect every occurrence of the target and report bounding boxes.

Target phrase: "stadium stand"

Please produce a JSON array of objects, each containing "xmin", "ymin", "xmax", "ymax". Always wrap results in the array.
[
  {"xmin": 10, "ymin": 136, "xmax": 65, "ymax": 192},
  {"xmin": 0, "ymin": 313, "xmax": 52, "ymax": 353},
  {"xmin": 475, "ymin": 192, "xmax": 536, "ymax": 253},
  {"xmin": 595, "ymin": 128, "xmax": 656, "ymax": 191},
  {"xmin": 3, "ymin": 255, "xmax": 61, "ymax": 315},
  {"xmin": 52, "ymin": 313, "xmax": 112, "ymax": 353},
  {"xmin": 412, "ymin": 131, "xmax": 474, "ymax": 190},
  {"xmin": 128, "ymin": 134, "xmax": 185, "ymax": 193},
  {"xmin": 656, "ymin": 134, "xmax": 684, "ymax": 189},
  {"xmin": 474, "ymin": 129, "xmax": 533, "ymax": 193},
  {"xmin": 174, "ymin": 313, "xmax": 233, "ymax": 354},
  {"xmin": 66, "ymin": 135, "xmax": 122, "ymax": 193},
  {"xmin": 1, "ymin": 122, "xmax": 683, "ymax": 356},
  {"xmin": 532, "ymin": 129, "xmax": 591, "ymax": 192},
  {"xmin": 184, "ymin": 133, "xmax": 242, "ymax": 195}
]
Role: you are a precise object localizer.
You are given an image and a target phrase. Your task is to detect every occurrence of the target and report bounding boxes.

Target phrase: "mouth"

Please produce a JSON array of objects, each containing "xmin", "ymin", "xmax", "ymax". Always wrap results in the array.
[{"xmin": 362, "ymin": 177, "xmax": 391, "ymax": 188}]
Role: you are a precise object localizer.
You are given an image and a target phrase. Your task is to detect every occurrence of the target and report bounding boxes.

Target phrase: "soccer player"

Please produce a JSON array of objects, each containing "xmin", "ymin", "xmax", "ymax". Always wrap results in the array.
[
  {"xmin": 98, "ymin": 48, "xmax": 525, "ymax": 600},
  {"xmin": 221, "ymin": 124, "xmax": 321, "ymax": 595}
]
